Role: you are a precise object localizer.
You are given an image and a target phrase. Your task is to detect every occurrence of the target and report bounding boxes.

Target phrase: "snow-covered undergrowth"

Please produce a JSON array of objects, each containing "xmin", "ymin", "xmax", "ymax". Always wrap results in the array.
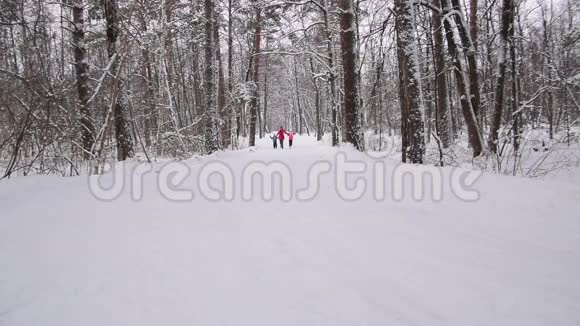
[
  {"xmin": 2, "ymin": 125, "xmax": 578, "ymax": 181},
  {"xmin": 1, "ymin": 135, "xmax": 579, "ymax": 325},
  {"xmin": 363, "ymin": 126, "xmax": 580, "ymax": 181}
]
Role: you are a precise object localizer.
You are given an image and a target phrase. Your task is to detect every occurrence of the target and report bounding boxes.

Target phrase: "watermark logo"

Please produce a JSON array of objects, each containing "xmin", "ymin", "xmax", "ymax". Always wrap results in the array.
[{"xmin": 88, "ymin": 152, "xmax": 482, "ymax": 203}]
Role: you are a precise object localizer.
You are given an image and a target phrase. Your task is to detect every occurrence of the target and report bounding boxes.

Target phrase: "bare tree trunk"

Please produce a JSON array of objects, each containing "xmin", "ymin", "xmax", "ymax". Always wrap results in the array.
[
  {"xmin": 395, "ymin": 0, "xmax": 425, "ymax": 163},
  {"xmin": 338, "ymin": 0, "xmax": 362, "ymax": 150},
  {"xmin": 423, "ymin": 32, "xmax": 433, "ymax": 144},
  {"xmin": 469, "ymin": 0, "xmax": 478, "ymax": 49},
  {"xmin": 482, "ymin": 0, "xmax": 494, "ymax": 131},
  {"xmin": 192, "ymin": 42, "xmax": 203, "ymax": 129},
  {"xmin": 469, "ymin": 0, "xmax": 480, "ymax": 127},
  {"xmin": 310, "ymin": 57, "xmax": 322, "ymax": 141},
  {"xmin": 162, "ymin": 0, "xmax": 181, "ymax": 129},
  {"xmin": 227, "ymin": 0, "xmax": 235, "ymax": 148},
  {"xmin": 257, "ymin": 94, "xmax": 262, "ymax": 138},
  {"xmin": 263, "ymin": 53, "xmax": 269, "ymax": 133},
  {"xmin": 321, "ymin": 0, "xmax": 338, "ymax": 146},
  {"xmin": 293, "ymin": 57, "xmax": 303, "ymax": 134},
  {"xmin": 511, "ymin": 6, "xmax": 520, "ymax": 155},
  {"xmin": 203, "ymin": 0, "xmax": 219, "ymax": 153},
  {"xmin": 432, "ymin": 0, "xmax": 450, "ymax": 147},
  {"xmin": 214, "ymin": 17, "xmax": 226, "ymax": 146},
  {"xmin": 72, "ymin": 0, "xmax": 95, "ymax": 159},
  {"xmin": 103, "ymin": 0, "xmax": 133, "ymax": 161},
  {"xmin": 256, "ymin": 44, "xmax": 262, "ymax": 139},
  {"xmin": 137, "ymin": 2, "xmax": 156, "ymax": 148},
  {"xmin": 543, "ymin": 16, "xmax": 554, "ymax": 140},
  {"xmin": 59, "ymin": 1, "xmax": 66, "ymax": 79},
  {"xmin": 248, "ymin": 5, "xmax": 261, "ymax": 147},
  {"xmin": 442, "ymin": 0, "xmax": 483, "ymax": 156},
  {"xmin": 449, "ymin": 0, "xmax": 481, "ymax": 121},
  {"xmin": 367, "ymin": 22, "xmax": 387, "ymax": 138},
  {"xmin": 488, "ymin": 0, "xmax": 514, "ymax": 153}
]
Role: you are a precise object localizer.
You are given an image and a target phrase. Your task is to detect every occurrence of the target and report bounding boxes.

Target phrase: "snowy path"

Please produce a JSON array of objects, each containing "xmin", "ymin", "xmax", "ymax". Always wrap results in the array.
[{"xmin": 1, "ymin": 136, "xmax": 580, "ymax": 325}]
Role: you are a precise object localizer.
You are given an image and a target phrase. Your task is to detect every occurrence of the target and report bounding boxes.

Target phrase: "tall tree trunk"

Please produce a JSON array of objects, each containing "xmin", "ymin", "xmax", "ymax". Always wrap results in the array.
[
  {"xmin": 442, "ymin": 0, "xmax": 483, "ymax": 156},
  {"xmin": 450, "ymin": 0, "xmax": 481, "ymax": 120},
  {"xmin": 310, "ymin": 57, "xmax": 322, "ymax": 141},
  {"xmin": 293, "ymin": 57, "xmax": 303, "ymax": 134},
  {"xmin": 72, "ymin": 0, "xmax": 95, "ymax": 159},
  {"xmin": 248, "ymin": 5, "xmax": 261, "ymax": 147},
  {"xmin": 214, "ymin": 17, "xmax": 227, "ymax": 146},
  {"xmin": 257, "ymin": 94, "xmax": 262, "ymax": 137},
  {"xmin": 192, "ymin": 43, "xmax": 203, "ymax": 132},
  {"xmin": 367, "ymin": 23, "xmax": 387, "ymax": 137},
  {"xmin": 321, "ymin": 0, "xmax": 338, "ymax": 146},
  {"xmin": 469, "ymin": 0, "xmax": 478, "ymax": 48},
  {"xmin": 103, "ymin": 0, "xmax": 133, "ymax": 161},
  {"xmin": 543, "ymin": 16, "xmax": 554, "ymax": 140},
  {"xmin": 395, "ymin": 0, "xmax": 425, "ymax": 163},
  {"xmin": 59, "ymin": 1, "xmax": 66, "ymax": 79},
  {"xmin": 511, "ymin": 6, "xmax": 520, "ymax": 155},
  {"xmin": 162, "ymin": 0, "xmax": 181, "ymax": 129},
  {"xmin": 432, "ymin": 0, "xmax": 450, "ymax": 147},
  {"xmin": 137, "ymin": 2, "xmax": 156, "ymax": 148},
  {"xmin": 488, "ymin": 0, "xmax": 514, "ymax": 153},
  {"xmin": 482, "ymin": 0, "xmax": 494, "ymax": 131},
  {"xmin": 338, "ymin": 0, "xmax": 362, "ymax": 150},
  {"xmin": 203, "ymin": 0, "xmax": 219, "ymax": 154},
  {"xmin": 227, "ymin": 0, "xmax": 235, "ymax": 147},
  {"xmin": 263, "ymin": 54, "xmax": 269, "ymax": 133},
  {"xmin": 423, "ymin": 32, "xmax": 433, "ymax": 144}
]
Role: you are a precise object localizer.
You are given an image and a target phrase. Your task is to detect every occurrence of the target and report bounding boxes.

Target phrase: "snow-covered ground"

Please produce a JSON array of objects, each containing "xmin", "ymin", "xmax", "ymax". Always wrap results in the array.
[{"xmin": 1, "ymin": 135, "xmax": 580, "ymax": 325}]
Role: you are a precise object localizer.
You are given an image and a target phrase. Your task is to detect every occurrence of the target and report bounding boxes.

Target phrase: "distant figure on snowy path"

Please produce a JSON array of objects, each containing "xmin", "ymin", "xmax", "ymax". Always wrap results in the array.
[
  {"xmin": 270, "ymin": 133, "xmax": 278, "ymax": 149},
  {"xmin": 288, "ymin": 131, "xmax": 297, "ymax": 148},
  {"xmin": 277, "ymin": 126, "xmax": 289, "ymax": 149}
]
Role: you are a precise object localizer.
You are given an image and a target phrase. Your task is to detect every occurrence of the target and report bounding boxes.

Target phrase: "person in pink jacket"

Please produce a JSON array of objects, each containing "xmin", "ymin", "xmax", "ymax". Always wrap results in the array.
[
  {"xmin": 277, "ymin": 126, "xmax": 289, "ymax": 149},
  {"xmin": 288, "ymin": 131, "xmax": 297, "ymax": 148}
]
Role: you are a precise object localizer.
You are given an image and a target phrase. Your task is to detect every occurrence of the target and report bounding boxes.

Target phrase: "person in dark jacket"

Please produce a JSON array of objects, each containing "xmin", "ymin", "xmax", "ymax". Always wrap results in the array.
[{"xmin": 270, "ymin": 133, "xmax": 278, "ymax": 149}]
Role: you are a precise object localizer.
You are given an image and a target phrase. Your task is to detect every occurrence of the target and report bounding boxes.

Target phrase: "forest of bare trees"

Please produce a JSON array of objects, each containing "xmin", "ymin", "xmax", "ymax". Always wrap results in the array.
[{"xmin": 0, "ymin": 0, "xmax": 578, "ymax": 177}]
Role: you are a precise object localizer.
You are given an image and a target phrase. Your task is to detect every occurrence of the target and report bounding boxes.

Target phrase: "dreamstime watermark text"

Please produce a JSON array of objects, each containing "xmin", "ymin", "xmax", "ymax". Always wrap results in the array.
[{"xmin": 88, "ymin": 152, "xmax": 482, "ymax": 202}]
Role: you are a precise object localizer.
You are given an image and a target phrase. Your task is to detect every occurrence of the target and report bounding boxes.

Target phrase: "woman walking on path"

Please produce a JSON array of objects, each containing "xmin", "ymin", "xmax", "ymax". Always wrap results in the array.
[{"xmin": 277, "ymin": 126, "xmax": 289, "ymax": 149}]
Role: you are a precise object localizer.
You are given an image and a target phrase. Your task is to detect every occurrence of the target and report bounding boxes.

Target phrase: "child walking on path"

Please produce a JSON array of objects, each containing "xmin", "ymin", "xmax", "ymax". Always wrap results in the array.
[
  {"xmin": 270, "ymin": 133, "xmax": 278, "ymax": 149},
  {"xmin": 288, "ymin": 131, "xmax": 296, "ymax": 148}
]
